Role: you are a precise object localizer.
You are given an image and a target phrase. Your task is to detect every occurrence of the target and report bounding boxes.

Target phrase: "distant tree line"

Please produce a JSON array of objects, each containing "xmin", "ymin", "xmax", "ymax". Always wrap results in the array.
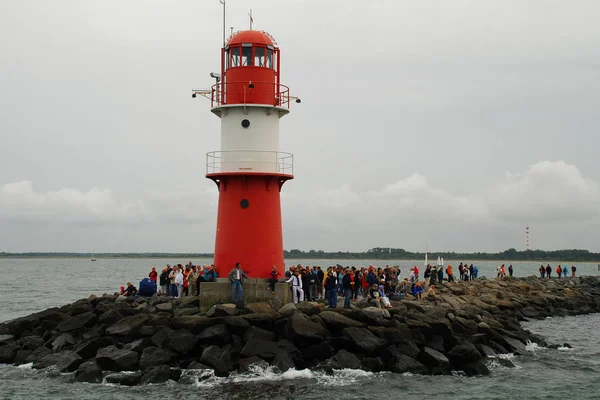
[{"xmin": 2, "ymin": 248, "xmax": 598, "ymax": 261}]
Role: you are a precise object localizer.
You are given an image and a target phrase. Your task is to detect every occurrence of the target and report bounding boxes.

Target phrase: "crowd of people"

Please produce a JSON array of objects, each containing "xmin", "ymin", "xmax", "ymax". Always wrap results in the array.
[{"xmin": 118, "ymin": 261, "xmax": 581, "ymax": 306}]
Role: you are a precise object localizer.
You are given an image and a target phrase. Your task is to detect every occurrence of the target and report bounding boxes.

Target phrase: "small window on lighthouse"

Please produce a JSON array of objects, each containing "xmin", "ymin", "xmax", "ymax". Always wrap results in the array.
[
  {"xmin": 266, "ymin": 48, "xmax": 273, "ymax": 69},
  {"xmin": 254, "ymin": 47, "xmax": 265, "ymax": 67},
  {"xmin": 242, "ymin": 45, "xmax": 253, "ymax": 66},
  {"xmin": 230, "ymin": 47, "xmax": 240, "ymax": 68}
]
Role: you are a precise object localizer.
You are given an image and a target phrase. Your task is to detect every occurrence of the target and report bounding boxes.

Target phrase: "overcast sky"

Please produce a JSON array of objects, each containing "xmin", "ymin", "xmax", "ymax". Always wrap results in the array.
[{"xmin": 1, "ymin": 0, "xmax": 599, "ymax": 253}]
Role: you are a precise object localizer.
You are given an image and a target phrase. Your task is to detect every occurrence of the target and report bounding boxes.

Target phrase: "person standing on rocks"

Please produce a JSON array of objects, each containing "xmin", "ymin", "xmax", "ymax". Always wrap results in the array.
[
  {"xmin": 556, "ymin": 265, "xmax": 563, "ymax": 278},
  {"xmin": 317, "ymin": 266, "xmax": 324, "ymax": 299},
  {"xmin": 437, "ymin": 266, "xmax": 444, "ymax": 284},
  {"xmin": 446, "ymin": 264, "xmax": 454, "ymax": 282},
  {"xmin": 539, "ymin": 265, "xmax": 545, "ymax": 278},
  {"xmin": 286, "ymin": 268, "xmax": 304, "ymax": 304},
  {"xmin": 324, "ymin": 270, "xmax": 338, "ymax": 308},
  {"xmin": 149, "ymin": 267, "xmax": 158, "ymax": 284},
  {"xmin": 267, "ymin": 266, "xmax": 279, "ymax": 295},
  {"xmin": 228, "ymin": 262, "xmax": 250, "ymax": 303},
  {"xmin": 572, "ymin": 265, "xmax": 577, "ymax": 278},
  {"xmin": 174, "ymin": 266, "xmax": 184, "ymax": 298},
  {"xmin": 563, "ymin": 265, "xmax": 569, "ymax": 277},
  {"xmin": 188, "ymin": 266, "xmax": 199, "ymax": 296},
  {"xmin": 546, "ymin": 264, "xmax": 552, "ymax": 278},
  {"xmin": 342, "ymin": 269, "xmax": 354, "ymax": 308},
  {"xmin": 508, "ymin": 265, "xmax": 513, "ymax": 277}
]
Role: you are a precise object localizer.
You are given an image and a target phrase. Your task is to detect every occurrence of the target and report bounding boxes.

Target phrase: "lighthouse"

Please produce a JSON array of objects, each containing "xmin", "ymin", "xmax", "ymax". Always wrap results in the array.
[{"xmin": 195, "ymin": 29, "xmax": 296, "ymax": 278}]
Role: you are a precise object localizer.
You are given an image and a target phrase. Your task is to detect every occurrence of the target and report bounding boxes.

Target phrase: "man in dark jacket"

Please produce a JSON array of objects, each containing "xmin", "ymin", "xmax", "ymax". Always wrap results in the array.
[
  {"xmin": 228, "ymin": 263, "xmax": 249, "ymax": 303},
  {"xmin": 342, "ymin": 270, "xmax": 354, "ymax": 308}
]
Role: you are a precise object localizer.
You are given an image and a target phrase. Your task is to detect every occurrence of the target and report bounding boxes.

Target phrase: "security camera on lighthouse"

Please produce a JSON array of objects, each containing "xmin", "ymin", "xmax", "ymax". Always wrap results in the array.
[{"xmin": 193, "ymin": 28, "xmax": 300, "ymax": 278}]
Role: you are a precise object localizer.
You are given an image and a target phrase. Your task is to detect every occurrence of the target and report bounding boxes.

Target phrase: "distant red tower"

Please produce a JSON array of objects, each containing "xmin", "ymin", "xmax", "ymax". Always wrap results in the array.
[{"xmin": 195, "ymin": 29, "xmax": 295, "ymax": 278}]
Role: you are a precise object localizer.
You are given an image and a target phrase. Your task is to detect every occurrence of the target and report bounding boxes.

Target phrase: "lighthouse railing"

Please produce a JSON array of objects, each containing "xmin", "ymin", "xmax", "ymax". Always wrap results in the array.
[
  {"xmin": 206, "ymin": 150, "xmax": 294, "ymax": 175},
  {"xmin": 211, "ymin": 82, "xmax": 290, "ymax": 108}
]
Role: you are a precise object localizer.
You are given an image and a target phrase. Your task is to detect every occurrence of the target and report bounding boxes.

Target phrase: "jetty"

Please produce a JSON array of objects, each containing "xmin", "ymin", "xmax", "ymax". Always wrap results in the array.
[{"xmin": 1, "ymin": 276, "xmax": 599, "ymax": 386}]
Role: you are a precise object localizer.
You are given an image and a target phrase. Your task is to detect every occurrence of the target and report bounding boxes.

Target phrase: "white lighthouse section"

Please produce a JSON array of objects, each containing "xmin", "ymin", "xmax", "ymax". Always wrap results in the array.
[{"xmin": 206, "ymin": 104, "xmax": 293, "ymax": 175}]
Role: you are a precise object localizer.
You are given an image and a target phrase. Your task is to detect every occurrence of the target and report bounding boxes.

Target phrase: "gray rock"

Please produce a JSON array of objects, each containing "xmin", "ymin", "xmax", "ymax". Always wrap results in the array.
[
  {"xmin": 224, "ymin": 316, "xmax": 250, "ymax": 335},
  {"xmin": 140, "ymin": 364, "xmax": 172, "ymax": 384},
  {"xmin": 328, "ymin": 349, "xmax": 361, "ymax": 369},
  {"xmin": 295, "ymin": 302, "xmax": 322, "ymax": 316},
  {"xmin": 155, "ymin": 302, "xmax": 173, "ymax": 312},
  {"xmin": 239, "ymin": 356, "xmax": 269, "ymax": 373},
  {"xmin": 272, "ymin": 349, "xmax": 295, "ymax": 372},
  {"xmin": 285, "ymin": 312, "xmax": 327, "ymax": 346},
  {"xmin": 463, "ymin": 360, "xmax": 490, "ymax": 376},
  {"xmin": 357, "ymin": 307, "xmax": 391, "ymax": 326},
  {"xmin": 301, "ymin": 341, "xmax": 332, "ymax": 361},
  {"xmin": 69, "ymin": 302, "xmax": 93, "ymax": 316},
  {"xmin": 243, "ymin": 326, "xmax": 275, "ymax": 342},
  {"xmin": 0, "ymin": 344, "xmax": 18, "ymax": 363},
  {"xmin": 95, "ymin": 345, "xmax": 139, "ymax": 371},
  {"xmin": 341, "ymin": 327, "xmax": 387, "ymax": 353},
  {"xmin": 186, "ymin": 360, "xmax": 211, "ymax": 369},
  {"xmin": 197, "ymin": 324, "xmax": 230, "ymax": 346},
  {"xmin": 73, "ymin": 337, "xmax": 117, "ymax": 359},
  {"xmin": 199, "ymin": 345, "xmax": 234, "ymax": 377},
  {"xmin": 23, "ymin": 346, "xmax": 52, "ymax": 364},
  {"xmin": 56, "ymin": 312, "xmax": 97, "ymax": 333},
  {"xmin": 123, "ymin": 338, "xmax": 153, "ymax": 354},
  {"xmin": 105, "ymin": 314, "xmax": 149, "ymax": 336},
  {"xmin": 105, "ymin": 372, "xmax": 141, "ymax": 386},
  {"xmin": 165, "ymin": 330, "xmax": 198, "ymax": 355},
  {"xmin": 319, "ymin": 311, "xmax": 365, "ymax": 333},
  {"xmin": 240, "ymin": 338, "xmax": 279, "ymax": 361},
  {"xmin": 0, "ymin": 334, "xmax": 15, "ymax": 344},
  {"xmin": 51, "ymin": 333, "xmax": 75, "ymax": 352},
  {"xmin": 447, "ymin": 341, "xmax": 483, "ymax": 367},
  {"xmin": 278, "ymin": 303, "xmax": 297, "ymax": 318},
  {"xmin": 390, "ymin": 354, "xmax": 428, "ymax": 374},
  {"xmin": 75, "ymin": 360, "xmax": 103, "ymax": 383},
  {"xmin": 206, "ymin": 304, "xmax": 237, "ymax": 317},
  {"xmin": 34, "ymin": 350, "xmax": 83, "ymax": 372},
  {"xmin": 21, "ymin": 335, "xmax": 44, "ymax": 350},
  {"xmin": 151, "ymin": 327, "xmax": 175, "ymax": 347},
  {"xmin": 139, "ymin": 346, "xmax": 175, "ymax": 370},
  {"xmin": 418, "ymin": 347, "xmax": 451, "ymax": 375},
  {"xmin": 171, "ymin": 316, "xmax": 216, "ymax": 334},
  {"xmin": 14, "ymin": 349, "xmax": 33, "ymax": 366},
  {"xmin": 98, "ymin": 309, "xmax": 124, "ymax": 325}
]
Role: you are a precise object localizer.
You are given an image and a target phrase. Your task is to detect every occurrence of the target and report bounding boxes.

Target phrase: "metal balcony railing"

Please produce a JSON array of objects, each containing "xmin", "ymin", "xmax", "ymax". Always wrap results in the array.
[
  {"xmin": 206, "ymin": 150, "xmax": 294, "ymax": 175},
  {"xmin": 210, "ymin": 81, "xmax": 290, "ymax": 108}
]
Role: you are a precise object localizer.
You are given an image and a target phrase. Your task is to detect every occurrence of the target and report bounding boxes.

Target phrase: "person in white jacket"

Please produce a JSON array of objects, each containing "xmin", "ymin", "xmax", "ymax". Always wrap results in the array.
[
  {"xmin": 286, "ymin": 269, "xmax": 304, "ymax": 304},
  {"xmin": 174, "ymin": 267, "xmax": 184, "ymax": 298}
]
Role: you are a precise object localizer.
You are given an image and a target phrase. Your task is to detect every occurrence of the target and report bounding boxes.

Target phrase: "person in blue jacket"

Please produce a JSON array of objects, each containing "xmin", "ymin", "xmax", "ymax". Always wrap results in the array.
[{"xmin": 413, "ymin": 282, "xmax": 424, "ymax": 299}]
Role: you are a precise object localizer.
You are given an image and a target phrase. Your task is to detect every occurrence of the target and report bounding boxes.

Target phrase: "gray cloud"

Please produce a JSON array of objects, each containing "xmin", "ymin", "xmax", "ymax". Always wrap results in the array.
[{"xmin": 1, "ymin": 1, "xmax": 599, "ymax": 252}]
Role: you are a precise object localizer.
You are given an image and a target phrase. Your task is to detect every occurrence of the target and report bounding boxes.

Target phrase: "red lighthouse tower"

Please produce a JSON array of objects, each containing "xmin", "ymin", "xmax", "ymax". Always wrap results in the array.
[{"xmin": 196, "ymin": 29, "xmax": 295, "ymax": 278}]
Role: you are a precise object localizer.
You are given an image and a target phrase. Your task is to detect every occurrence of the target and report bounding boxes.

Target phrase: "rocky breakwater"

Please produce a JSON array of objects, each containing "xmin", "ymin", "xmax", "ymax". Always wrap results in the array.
[{"xmin": 1, "ymin": 276, "xmax": 600, "ymax": 385}]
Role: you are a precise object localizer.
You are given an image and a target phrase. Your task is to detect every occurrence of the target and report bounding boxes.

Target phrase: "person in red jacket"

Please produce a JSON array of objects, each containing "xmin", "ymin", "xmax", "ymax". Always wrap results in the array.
[{"xmin": 149, "ymin": 266, "xmax": 158, "ymax": 284}]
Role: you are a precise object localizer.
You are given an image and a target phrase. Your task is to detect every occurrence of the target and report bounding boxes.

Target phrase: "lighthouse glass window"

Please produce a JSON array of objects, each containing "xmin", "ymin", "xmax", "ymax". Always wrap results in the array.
[
  {"xmin": 242, "ymin": 46, "xmax": 253, "ymax": 66},
  {"xmin": 230, "ymin": 47, "xmax": 240, "ymax": 68},
  {"xmin": 266, "ymin": 49, "xmax": 273, "ymax": 68},
  {"xmin": 254, "ymin": 47, "xmax": 265, "ymax": 67}
]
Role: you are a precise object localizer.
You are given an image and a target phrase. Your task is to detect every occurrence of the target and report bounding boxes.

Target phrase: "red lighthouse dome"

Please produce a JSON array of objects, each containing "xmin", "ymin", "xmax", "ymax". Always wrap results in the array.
[{"xmin": 215, "ymin": 30, "xmax": 286, "ymax": 108}]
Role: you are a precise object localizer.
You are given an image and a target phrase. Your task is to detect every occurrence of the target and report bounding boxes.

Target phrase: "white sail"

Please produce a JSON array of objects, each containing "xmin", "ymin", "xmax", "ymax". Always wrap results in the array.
[
  {"xmin": 425, "ymin": 252, "xmax": 428, "ymax": 267},
  {"xmin": 437, "ymin": 256, "xmax": 441, "ymax": 266},
  {"xmin": 441, "ymin": 257, "xmax": 444, "ymax": 266}
]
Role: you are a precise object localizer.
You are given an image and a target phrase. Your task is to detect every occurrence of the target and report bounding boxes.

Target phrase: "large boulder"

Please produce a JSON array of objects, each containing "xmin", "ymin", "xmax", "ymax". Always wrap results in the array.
[
  {"xmin": 139, "ymin": 346, "xmax": 175, "ymax": 370},
  {"xmin": 302, "ymin": 341, "xmax": 332, "ymax": 361},
  {"xmin": 0, "ymin": 334, "xmax": 15, "ymax": 344},
  {"xmin": 56, "ymin": 312, "xmax": 97, "ymax": 333},
  {"xmin": 75, "ymin": 360, "xmax": 103, "ymax": 383},
  {"xmin": 240, "ymin": 338, "xmax": 279, "ymax": 361},
  {"xmin": 246, "ymin": 303, "xmax": 280, "ymax": 316},
  {"xmin": 172, "ymin": 316, "xmax": 217, "ymax": 334},
  {"xmin": 224, "ymin": 316, "xmax": 250, "ymax": 336},
  {"xmin": 0, "ymin": 344, "xmax": 19, "ymax": 363},
  {"xmin": 21, "ymin": 335, "xmax": 44, "ymax": 350},
  {"xmin": 123, "ymin": 338, "xmax": 153, "ymax": 354},
  {"xmin": 278, "ymin": 303, "xmax": 297, "ymax": 318},
  {"xmin": 98, "ymin": 309, "xmax": 124, "ymax": 325},
  {"xmin": 272, "ymin": 349, "xmax": 296, "ymax": 372},
  {"xmin": 199, "ymin": 345, "xmax": 234, "ymax": 377},
  {"xmin": 105, "ymin": 314, "xmax": 149, "ymax": 336},
  {"xmin": 69, "ymin": 301, "xmax": 93, "ymax": 316},
  {"xmin": 105, "ymin": 372, "xmax": 141, "ymax": 386},
  {"xmin": 140, "ymin": 364, "xmax": 172, "ymax": 384},
  {"xmin": 328, "ymin": 349, "xmax": 361, "ymax": 369},
  {"xmin": 418, "ymin": 347, "xmax": 451, "ymax": 375},
  {"xmin": 151, "ymin": 327, "xmax": 175, "ymax": 347},
  {"xmin": 95, "ymin": 345, "xmax": 139, "ymax": 371},
  {"xmin": 243, "ymin": 326, "xmax": 275, "ymax": 342},
  {"xmin": 295, "ymin": 302, "xmax": 322, "ymax": 316},
  {"xmin": 319, "ymin": 311, "xmax": 365, "ymax": 333},
  {"xmin": 341, "ymin": 327, "xmax": 387, "ymax": 353},
  {"xmin": 33, "ymin": 351, "xmax": 83, "ymax": 372},
  {"xmin": 239, "ymin": 356, "xmax": 269, "ymax": 373},
  {"xmin": 51, "ymin": 333, "xmax": 76, "ymax": 352},
  {"xmin": 447, "ymin": 341, "xmax": 483, "ymax": 368},
  {"xmin": 197, "ymin": 324, "xmax": 230, "ymax": 346},
  {"xmin": 207, "ymin": 304, "xmax": 237, "ymax": 317},
  {"xmin": 23, "ymin": 346, "xmax": 52, "ymax": 364},
  {"xmin": 165, "ymin": 330, "xmax": 198, "ymax": 355},
  {"xmin": 356, "ymin": 307, "xmax": 391, "ymax": 326},
  {"xmin": 389, "ymin": 354, "xmax": 428, "ymax": 374},
  {"xmin": 73, "ymin": 337, "xmax": 118, "ymax": 359},
  {"xmin": 285, "ymin": 312, "xmax": 327, "ymax": 347}
]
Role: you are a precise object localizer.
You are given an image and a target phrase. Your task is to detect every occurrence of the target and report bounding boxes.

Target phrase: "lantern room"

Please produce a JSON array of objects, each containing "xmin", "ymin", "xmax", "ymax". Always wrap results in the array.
[{"xmin": 215, "ymin": 30, "xmax": 284, "ymax": 107}]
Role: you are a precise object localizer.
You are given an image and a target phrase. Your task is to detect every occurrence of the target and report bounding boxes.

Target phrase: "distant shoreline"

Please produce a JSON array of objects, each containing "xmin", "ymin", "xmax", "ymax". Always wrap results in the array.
[{"xmin": 0, "ymin": 255, "xmax": 599, "ymax": 264}]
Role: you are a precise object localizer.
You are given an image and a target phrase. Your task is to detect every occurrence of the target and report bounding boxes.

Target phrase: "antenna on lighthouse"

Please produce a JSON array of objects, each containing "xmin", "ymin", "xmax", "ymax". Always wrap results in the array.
[
  {"xmin": 219, "ymin": 0, "xmax": 226, "ymax": 47},
  {"xmin": 249, "ymin": 9, "xmax": 254, "ymax": 29}
]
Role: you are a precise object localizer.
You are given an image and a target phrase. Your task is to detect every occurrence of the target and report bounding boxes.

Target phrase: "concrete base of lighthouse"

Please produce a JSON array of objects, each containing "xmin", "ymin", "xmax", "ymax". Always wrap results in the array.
[
  {"xmin": 208, "ymin": 172, "xmax": 292, "ymax": 278},
  {"xmin": 198, "ymin": 279, "xmax": 292, "ymax": 311}
]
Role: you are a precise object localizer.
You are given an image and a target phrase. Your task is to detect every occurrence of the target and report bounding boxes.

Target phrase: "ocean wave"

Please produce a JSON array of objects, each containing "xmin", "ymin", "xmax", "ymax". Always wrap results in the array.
[
  {"xmin": 525, "ymin": 341, "xmax": 545, "ymax": 352},
  {"xmin": 16, "ymin": 363, "xmax": 33, "ymax": 370},
  {"xmin": 182, "ymin": 365, "xmax": 374, "ymax": 387}
]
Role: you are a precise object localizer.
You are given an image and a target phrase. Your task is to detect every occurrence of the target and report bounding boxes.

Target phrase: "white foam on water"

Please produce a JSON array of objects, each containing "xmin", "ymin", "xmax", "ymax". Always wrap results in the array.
[
  {"xmin": 496, "ymin": 353, "xmax": 515, "ymax": 360},
  {"xmin": 402, "ymin": 372, "xmax": 413, "ymax": 377},
  {"xmin": 185, "ymin": 365, "xmax": 373, "ymax": 388},
  {"xmin": 557, "ymin": 346, "xmax": 574, "ymax": 351},
  {"xmin": 17, "ymin": 363, "xmax": 33, "ymax": 369},
  {"xmin": 525, "ymin": 341, "xmax": 544, "ymax": 352}
]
